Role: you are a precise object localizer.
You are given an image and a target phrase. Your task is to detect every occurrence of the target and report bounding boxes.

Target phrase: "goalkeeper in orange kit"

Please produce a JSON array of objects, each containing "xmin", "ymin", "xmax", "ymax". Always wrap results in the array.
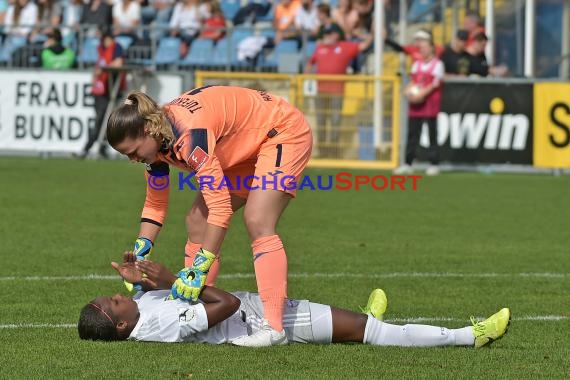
[{"xmin": 106, "ymin": 85, "xmax": 312, "ymax": 346}]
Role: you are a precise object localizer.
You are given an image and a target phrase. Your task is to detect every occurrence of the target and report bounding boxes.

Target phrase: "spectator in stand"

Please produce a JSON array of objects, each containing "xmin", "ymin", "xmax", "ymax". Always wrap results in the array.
[
  {"xmin": 40, "ymin": 27, "xmax": 76, "ymax": 69},
  {"xmin": 81, "ymin": 0, "xmax": 113, "ymax": 38},
  {"xmin": 199, "ymin": 0, "xmax": 226, "ymax": 43},
  {"xmin": 304, "ymin": 23, "xmax": 373, "ymax": 158},
  {"xmin": 169, "ymin": 0, "xmax": 205, "ymax": 51},
  {"xmin": 331, "ymin": 0, "xmax": 358, "ymax": 40},
  {"xmin": 112, "ymin": 0, "xmax": 142, "ymax": 41},
  {"xmin": 78, "ymin": 31, "xmax": 125, "ymax": 160},
  {"xmin": 28, "ymin": 0, "xmax": 62, "ymax": 44},
  {"xmin": 273, "ymin": 0, "xmax": 301, "ymax": 44},
  {"xmin": 4, "ymin": 0, "xmax": 39, "ymax": 39},
  {"xmin": 465, "ymin": 31, "xmax": 488, "ymax": 76},
  {"xmin": 141, "ymin": 0, "xmax": 174, "ymax": 33},
  {"xmin": 293, "ymin": 0, "xmax": 319, "ymax": 43},
  {"xmin": 61, "ymin": 0, "xmax": 83, "ymax": 43},
  {"xmin": 385, "ymin": 29, "xmax": 445, "ymax": 63},
  {"xmin": 351, "ymin": 0, "xmax": 373, "ymax": 41},
  {"xmin": 463, "ymin": 10, "xmax": 484, "ymax": 47},
  {"xmin": 36, "ymin": 0, "xmax": 61, "ymax": 27},
  {"xmin": 0, "ymin": 0, "xmax": 7, "ymax": 38},
  {"xmin": 315, "ymin": 3, "xmax": 344, "ymax": 41},
  {"xmin": 232, "ymin": 0, "xmax": 274, "ymax": 26},
  {"xmin": 395, "ymin": 31, "xmax": 444, "ymax": 177},
  {"xmin": 440, "ymin": 29, "xmax": 470, "ymax": 76},
  {"xmin": 465, "ymin": 30, "xmax": 508, "ymax": 77}
]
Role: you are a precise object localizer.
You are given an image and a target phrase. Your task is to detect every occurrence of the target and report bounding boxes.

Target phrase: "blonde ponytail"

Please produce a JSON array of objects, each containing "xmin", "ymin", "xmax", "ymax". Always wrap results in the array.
[{"xmin": 107, "ymin": 91, "xmax": 174, "ymax": 148}]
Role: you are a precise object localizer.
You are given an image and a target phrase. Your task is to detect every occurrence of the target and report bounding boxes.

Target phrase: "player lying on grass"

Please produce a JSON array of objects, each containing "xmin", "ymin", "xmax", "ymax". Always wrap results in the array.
[{"xmin": 78, "ymin": 257, "xmax": 510, "ymax": 348}]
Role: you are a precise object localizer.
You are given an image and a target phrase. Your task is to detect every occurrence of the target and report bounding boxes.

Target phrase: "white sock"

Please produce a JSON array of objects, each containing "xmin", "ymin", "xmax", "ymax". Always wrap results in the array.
[{"xmin": 363, "ymin": 316, "xmax": 475, "ymax": 347}]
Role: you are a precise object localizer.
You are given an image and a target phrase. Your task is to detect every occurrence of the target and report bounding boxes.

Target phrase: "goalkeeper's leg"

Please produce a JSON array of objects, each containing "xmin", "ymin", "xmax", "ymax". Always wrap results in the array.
[{"xmin": 244, "ymin": 189, "xmax": 292, "ymax": 333}]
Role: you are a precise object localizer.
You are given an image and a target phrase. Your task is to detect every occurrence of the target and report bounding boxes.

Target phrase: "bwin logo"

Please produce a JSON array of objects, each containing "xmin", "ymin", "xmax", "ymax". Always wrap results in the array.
[{"xmin": 420, "ymin": 98, "xmax": 529, "ymax": 150}]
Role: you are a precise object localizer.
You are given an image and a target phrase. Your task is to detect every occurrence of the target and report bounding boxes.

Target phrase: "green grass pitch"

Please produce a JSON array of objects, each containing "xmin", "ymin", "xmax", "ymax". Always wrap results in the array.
[{"xmin": 0, "ymin": 157, "xmax": 568, "ymax": 379}]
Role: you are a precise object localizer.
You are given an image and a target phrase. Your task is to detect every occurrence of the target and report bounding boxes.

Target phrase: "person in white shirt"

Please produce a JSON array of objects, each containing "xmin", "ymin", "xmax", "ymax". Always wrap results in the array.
[
  {"xmin": 4, "ymin": 0, "xmax": 39, "ymax": 38},
  {"xmin": 78, "ymin": 257, "xmax": 510, "ymax": 348},
  {"xmin": 112, "ymin": 0, "xmax": 141, "ymax": 40},
  {"xmin": 294, "ymin": 0, "xmax": 319, "ymax": 41},
  {"xmin": 169, "ymin": 0, "xmax": 206, "ymax": 47}
]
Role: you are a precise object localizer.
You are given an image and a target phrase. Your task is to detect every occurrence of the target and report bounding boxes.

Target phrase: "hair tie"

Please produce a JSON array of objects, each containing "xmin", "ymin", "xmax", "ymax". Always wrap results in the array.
[
  {"xmin": 124, "ymin": 99, "xmax": 134, "ymax": 105},
  {"xmin": 89, "ymin": 303, "xmax": 114, "ymax": 324}
]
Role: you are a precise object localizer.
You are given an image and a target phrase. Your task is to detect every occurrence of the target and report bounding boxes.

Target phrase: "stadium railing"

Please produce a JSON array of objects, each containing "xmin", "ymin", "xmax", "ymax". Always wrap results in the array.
[
  {"xmin": 0, "ymin": 24, "xmax": 375, "ymax": 74},
  {"xmin": 195, "ymin": 70, "xmax": 401, "ymax": 169}
]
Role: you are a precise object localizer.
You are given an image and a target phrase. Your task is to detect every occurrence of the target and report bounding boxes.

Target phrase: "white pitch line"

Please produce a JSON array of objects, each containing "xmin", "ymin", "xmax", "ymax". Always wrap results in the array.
[
  {"xmin": 0, "ymin": 323, "xmax": 76, "ymax": 329},
  {"xmin": 1, "ymin": 315, "xmax": 567, "ymax": 329},
  {"xmin": 0, "ymin": 272, "xmax": 568, "ymax": 281},
  {"xmin": 386, "ymin": 315, "xmax": 570, "ymax": 323}
]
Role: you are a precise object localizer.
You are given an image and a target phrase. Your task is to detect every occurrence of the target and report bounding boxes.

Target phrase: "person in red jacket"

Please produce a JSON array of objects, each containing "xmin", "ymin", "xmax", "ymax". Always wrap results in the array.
[
  {"xmin": 199, "ymin": 0, "xmax": 226, "ymax": 42},
  {"xmin": 78, "ymin": 31, "xmax": 125, "ymax": 159},
  {"xmin": 304, "ymin": 23, "xmax": 372, "ymax": 157}
]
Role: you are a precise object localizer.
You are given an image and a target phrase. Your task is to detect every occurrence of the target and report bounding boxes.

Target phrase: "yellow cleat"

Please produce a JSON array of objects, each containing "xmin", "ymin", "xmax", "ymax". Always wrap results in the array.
[
  {"xmin": 360, "ymin": 289, "xmax": 388, "ymax": 320},
  {"xmin": 472, "ymin": 308, "xmax": 511, "ymax": 348}
]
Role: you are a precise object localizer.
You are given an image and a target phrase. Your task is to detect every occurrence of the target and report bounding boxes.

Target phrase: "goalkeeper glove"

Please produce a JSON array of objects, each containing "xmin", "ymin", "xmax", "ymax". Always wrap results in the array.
[
  {"xmin": 169, "ymin": 249, "xmax": 216, "ymax": 301},
  {"xmin": 170, "ymin": 269, "xmax": 207, "ymax": 301},
  {"xmin": 133, "ymin": 237, "xmax": 153, "ymax": 261},
  {"xmin": 124, "ymin": 237, "xmax": 154, "ymax": 292}
]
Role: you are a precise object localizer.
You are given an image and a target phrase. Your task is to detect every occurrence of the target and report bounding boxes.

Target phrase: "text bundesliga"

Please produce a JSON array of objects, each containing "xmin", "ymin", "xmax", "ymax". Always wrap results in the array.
[{"xmin": 148, "ymin": 172, "xmax": 422, "ymax": 191}]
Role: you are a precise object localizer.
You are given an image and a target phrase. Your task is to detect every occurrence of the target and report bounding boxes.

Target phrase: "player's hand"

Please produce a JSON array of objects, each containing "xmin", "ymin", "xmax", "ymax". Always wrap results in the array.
[
  {"xmin": 169, "ymin": 268, "xmax": 207, "ymax": 301},
  {"xmin": 190, "ymin": 248, "xmax": 216, "ymax": 272},
  {"xmin": 168, "ymin": 249, "xmax": 216, "ymax": 300},
  {"xmin": 123, "ymin": 250, "xmax": 136, "ymax": 263},
  {"xmin": 112, "ymin": 261, "xmax": 142, "ymax": 283},
  {"xmin": 112, "ymin": 261, "xmax": 159, "ymax": 290},
  {"xmin": 135, "ymin": 260, "xmax": 177, "ymax": 290},
  {"xmin": 123, "ymin": 237, "xmax": 153, "ymax": 291},
  {"xmin": 133, "ymin": 237, "xmax": 153, "ymax": 261}
]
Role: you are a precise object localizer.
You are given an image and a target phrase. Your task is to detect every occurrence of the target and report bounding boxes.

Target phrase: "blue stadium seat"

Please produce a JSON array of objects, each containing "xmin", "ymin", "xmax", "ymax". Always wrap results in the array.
[
  {"xmin": 179, "ymin": 38, "xmax": 214, "ymax": 67},
  {"xmin": 304, "ymin": 40, "xmax": 317, "ymax": 59},
  {"xmin": 408, "ymin": 0, "xmax": 437, "ymax": 23},
  {"xmin": 209, "ymin": 38, "xmax": 231, "ymax": 68},
  {"xmin": 154, "ymin": 37, "xmax": 182, "ymax": 65},
  {"xmin": 77, "ymin": 37, "xmax": 100, "ymax": 65},
  {"xmin": 220, "ymin": 0, "xmax": 241, "ymax": 21},
  {"xmin": 259, "ymin": 39, "xmax": 298, "ymax": 71},
  {"xmin": 230, "ymin": 26, "xmax": 254, "ymax": 45},
  {"xmin": 0, "ymin": 36, "xmax": 29, "ymax": 63},
  {"xmin": 63, "ymin": 33, "xmax": 77, "ymax": 52},
  {"xmin": 258, "ymin": 27, "xmax": 275, "ymax": 40},
  {"xmin": 115, "ymin": 35, "xmax": 135, "ymax": 51}
]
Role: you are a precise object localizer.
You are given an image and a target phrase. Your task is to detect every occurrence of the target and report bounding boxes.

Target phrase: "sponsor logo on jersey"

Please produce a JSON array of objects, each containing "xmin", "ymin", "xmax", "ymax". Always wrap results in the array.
[
  {"xmin": 178, "ymin": 308, "xmax": 196, "ymax": 323},
  {"xmin": 188, "ymin": 146, "xmax": 209, "ymax": 171}
]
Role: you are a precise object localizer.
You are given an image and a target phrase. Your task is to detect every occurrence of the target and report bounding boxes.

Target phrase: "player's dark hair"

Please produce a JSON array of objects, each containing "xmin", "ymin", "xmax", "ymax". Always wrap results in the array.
[
  {"xmin": 78, "ymin": 301, "xmax": 121, "ymax": 341},
  {"xmin": 106, "ymin": 91, "xmax": 174, "ymax": 148}
]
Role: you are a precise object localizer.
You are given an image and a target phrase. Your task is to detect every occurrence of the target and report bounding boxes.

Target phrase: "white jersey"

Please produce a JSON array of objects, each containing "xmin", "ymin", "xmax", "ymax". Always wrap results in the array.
[{"xmin": 128, "ymin": 290, "xmax": 333, "ymax": 344}]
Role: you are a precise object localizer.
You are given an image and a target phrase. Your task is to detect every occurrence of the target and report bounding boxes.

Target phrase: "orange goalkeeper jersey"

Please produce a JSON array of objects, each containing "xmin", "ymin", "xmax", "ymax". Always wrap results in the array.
[{"xmin": 141, "ymin": 85, "xmax": 308, "ymax": 229}]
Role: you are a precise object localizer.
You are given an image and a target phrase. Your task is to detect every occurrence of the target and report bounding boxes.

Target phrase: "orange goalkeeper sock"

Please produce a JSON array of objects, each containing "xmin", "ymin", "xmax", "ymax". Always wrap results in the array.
[
  {"xmin": 252, "ymin": 235, "xmax": 287, "ymax": 332},
  {"xmin": 185, "ymin": 239, "xmax": 220, "ymax": 286}
]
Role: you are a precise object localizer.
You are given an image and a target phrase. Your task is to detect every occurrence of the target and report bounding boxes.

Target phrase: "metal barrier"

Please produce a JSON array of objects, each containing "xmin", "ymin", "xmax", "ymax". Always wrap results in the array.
[{"xmin": 195, "ymin": 71, "xmax": 401, "ymax": 169}]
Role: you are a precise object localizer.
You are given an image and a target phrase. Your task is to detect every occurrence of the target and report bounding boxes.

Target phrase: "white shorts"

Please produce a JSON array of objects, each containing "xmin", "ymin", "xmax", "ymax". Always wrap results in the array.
[{"xmin": 234, "ymin": 292, "xmax": 333, "ymax": 344}]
